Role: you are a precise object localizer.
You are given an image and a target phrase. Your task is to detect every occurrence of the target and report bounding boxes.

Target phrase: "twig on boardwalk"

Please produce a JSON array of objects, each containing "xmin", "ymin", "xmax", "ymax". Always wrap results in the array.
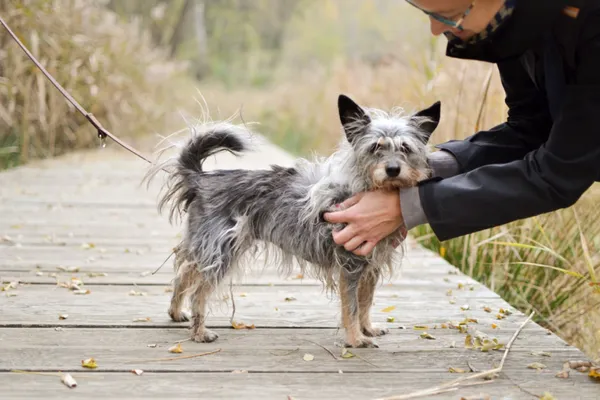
[
  {"xmin": 152, "ymin": 251, "xmax": 175, "ymax": 275},
  {"xmin": 229, "ymin": 278, "xmax": 236, "ymax": 325},
  {"xmin": 10, "ymin": 370, "xmax": 100, "ymax": 379},
  {"xmin": 125, "ymin": 348, "xmax": 221, "ymax": 364},
  {"xmin": 375, "ymin": 312, "xmax": 535, "ymax": 400},
  {"xmin": 303, "ymin": 339, "xmax": 338, "ymax": 361}
]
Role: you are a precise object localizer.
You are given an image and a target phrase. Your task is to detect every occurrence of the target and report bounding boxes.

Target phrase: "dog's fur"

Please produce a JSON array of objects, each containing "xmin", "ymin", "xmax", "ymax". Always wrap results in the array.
[{"xmin": 145, "ymin": 94, "xmax": 441, "ymax": 348}]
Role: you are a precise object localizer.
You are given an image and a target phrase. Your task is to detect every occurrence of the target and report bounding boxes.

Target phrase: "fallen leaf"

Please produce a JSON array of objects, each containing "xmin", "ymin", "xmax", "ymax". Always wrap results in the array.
[
  {"xmin": 457, "ymin": 283, "xmax": 464, "ymax": 289},
  {"xmin": 499, "ymin": 308, "xmax": 513, "ymax": 315},
  {"xmin": 381, "ymin": 305, "xmax": 396, "ymax": 313},
  {"xmin": 129, "ymin": 290, "xmax": 146, "ymax": 296},
  {"xmin": 449, "ymin": 298, "xmax": 456, "ymax": 304},
  {"xmin": 420, "ymin": 332, "xmax": 436, "ymax": 340},
  {"xmin": 460, "ymin": 304, "xmax": 470, "ymax": 311},
  {"xmin": 59, "ymin": 314, "xmax": 68, "ymax": 320},
  {"xmin": 284, "ymin": 296, "xmax": 297, "ymax": 302},
  {"xmin": 239, "ymin": 293, "xmax": 247, "ymax": 297},
  {"xmin": 293, "ymin": 274, "xmax": 304, "ymax": 279},
  {"xmin": 496, "ymin": 313, "xmax": 505, "ymax": 320},
  {"xmin": 73, "ymin": 289, "xmax": 90, "ymax": 295},
  {"xmin": 133, "ymin": 317, "xmax": 151, "ymax": 322},
  {"xmin": 460, "ymin": 395, "xmax": 491, "ymax": 400},
  {"xmin": 446, "ymin": 289, "xmax": 453, "ymax": 296},
  {"xmin": 231, "ymin": 321, "xmax": 256, "ymax": 330},
  {"xmin": 168, "ymin": 344, "xmax": 183, "ymax": 354},
  {"xmin": 449, "ymin": 341, "xmax": 456, "ymax": 348},
  {"xmin": 81, "ymin": 243, "xmax": 95, "ymax": 250},
  {"xmin": 465, "ymin": 331, "xmax": 504, "ymax": 352},
  {"xmin": 147, "ymin": 344, "xmax": 157, "ymax": 348},
  {"xmin": 386, "ymin": 316, "xmax": 395, "ymax": 322},
  {"xmin": 491, "ymin": 323, "xmax": 498, "ymax": 329},
  {"xmin": 35, "ymin": 271, "xmax": 44, "ymax": 277},
  {"xmin": 589, "ymin": 367, "xmax": 600, "ymax": 379},
  {"xmin": 539, "ymin": 393, "xmax": 557, "ymax": 400},
  {"xmin": 413, "ymin": 325, "xmax": 428, "ymax": 330},
  {"xmin": 555, "ymin": 370, "xmax": 570, "ymax": 379},
  {"xmin": 1, "ymin": 282, "xmax": 18, "ymax": 291},
  {"xmin": 440, "ymin": 323, "xmax": 448, "ymax": 329},
  {"xmin": 530, "ymin": 351, "xmax": 551, "ymax": 357},
  {"xmin": 87, "ymin": 272, "xmax": 108, "ymax": 278},
  {"xmin": 131, "ymin": 369, "xmax": 144, "ymax": 375},
  {"xmin": 303, "ymin": 353, "xmax": 314, "ymax": 361},
  {"xmin": 61, "ymin": 373, "xmax": 77, "ymax": 388},
  {"xmin": 140, "ymin": 271, "xmax": 151, "ymax": 277},
  {"xmin": 483, "ymin": 306, "xmax": 492, "ymax": 313},
  {"xmin": 449, "ymin": 367, "xmax": 466, "ymax": 373},
  {"xmin": 527, "ymin": 362, "xmax": 547, "ymax": 370},
  {"xmin": 81, "ymin": 357, "xmax": 98, "ymax": 369},
  {"xmin": 341, "ymin": 348, "xmax": 355, "ymax": 359}
]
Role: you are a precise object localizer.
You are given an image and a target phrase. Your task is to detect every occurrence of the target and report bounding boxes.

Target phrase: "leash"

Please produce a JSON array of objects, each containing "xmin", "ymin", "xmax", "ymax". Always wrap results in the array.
[{"xmin": 0, "ymin": 15, "xmax": 153, "ymax": 164}]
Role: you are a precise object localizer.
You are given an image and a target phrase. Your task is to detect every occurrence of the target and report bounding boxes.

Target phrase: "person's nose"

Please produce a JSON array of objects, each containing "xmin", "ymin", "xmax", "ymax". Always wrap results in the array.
[{"xmin": 430, "ymin": 17, "xmax": 448, "ymax": 36}]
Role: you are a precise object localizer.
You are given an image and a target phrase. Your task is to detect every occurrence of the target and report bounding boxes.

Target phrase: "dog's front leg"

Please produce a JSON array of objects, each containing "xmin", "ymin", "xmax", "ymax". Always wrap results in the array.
[
  {"xmin": 358, "ymin": 268, "xmax": 389, "ymax": 338},
  {"xmin": 340, "ymin": 268, "xmax": 378, "ymax": 348}
]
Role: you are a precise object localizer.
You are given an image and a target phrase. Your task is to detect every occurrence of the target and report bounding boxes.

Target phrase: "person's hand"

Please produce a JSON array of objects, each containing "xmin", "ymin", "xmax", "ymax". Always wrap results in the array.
[{"xmin": 323, "ymin": 190, "xmax": 406, "ymax": 256}]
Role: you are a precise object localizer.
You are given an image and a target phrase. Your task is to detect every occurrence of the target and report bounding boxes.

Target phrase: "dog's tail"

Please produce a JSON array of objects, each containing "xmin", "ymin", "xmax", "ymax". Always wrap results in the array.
[{"xmin": 144, "ymin": 122, "xmax": 252, "ymax": 223}]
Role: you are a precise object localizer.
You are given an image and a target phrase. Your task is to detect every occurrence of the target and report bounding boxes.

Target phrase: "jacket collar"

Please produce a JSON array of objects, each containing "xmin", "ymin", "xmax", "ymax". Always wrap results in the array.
[{"xmin": 445, "ymin": 0, "xmax": 572, "ymax": 63}]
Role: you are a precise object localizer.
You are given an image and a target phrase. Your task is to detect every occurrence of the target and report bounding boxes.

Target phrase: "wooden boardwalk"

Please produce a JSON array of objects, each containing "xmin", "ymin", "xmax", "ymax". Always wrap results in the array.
[{"xmin": 0, "ymin": 136, "xmax": 598, "ymax": 399}]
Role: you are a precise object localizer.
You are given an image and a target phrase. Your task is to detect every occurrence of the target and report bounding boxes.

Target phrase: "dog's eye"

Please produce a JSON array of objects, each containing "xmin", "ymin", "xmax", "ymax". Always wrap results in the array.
[
  {"xmin": 369, "ymin": 143, "xmax": 380, "ymax": 153},
  {"xmin": 401, "ymin": 143, "xmax": 412, "ymax": 154}
]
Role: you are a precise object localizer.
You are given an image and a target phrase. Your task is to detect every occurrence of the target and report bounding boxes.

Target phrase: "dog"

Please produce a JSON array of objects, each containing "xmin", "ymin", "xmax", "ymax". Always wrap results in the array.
[{"xmin": 145, "ymin": 94, "xmax": 440, "ymax": 348}]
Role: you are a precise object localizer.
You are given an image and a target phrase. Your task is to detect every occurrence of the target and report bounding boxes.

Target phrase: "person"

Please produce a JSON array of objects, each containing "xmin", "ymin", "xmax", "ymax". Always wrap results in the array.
[{"xmin": 324, "ymin": 0, "xmax": 600, "ymax": 256}]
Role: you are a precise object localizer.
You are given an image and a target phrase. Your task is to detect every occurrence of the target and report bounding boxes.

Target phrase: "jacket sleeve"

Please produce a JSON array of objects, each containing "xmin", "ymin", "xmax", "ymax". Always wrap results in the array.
[
  {"xmin": 436, "ymin": 56, "xmax": 553, "ymax": 172},
  {"xmin": 419, "ymin": 24, "xmax": 600, "ymax": 242}
]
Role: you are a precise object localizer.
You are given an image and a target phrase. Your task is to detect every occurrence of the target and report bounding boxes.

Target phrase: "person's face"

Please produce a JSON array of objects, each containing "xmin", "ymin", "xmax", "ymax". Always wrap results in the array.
[{"xmin": 407, "ymin": 0, "xmax": 501, "ymax": 41}]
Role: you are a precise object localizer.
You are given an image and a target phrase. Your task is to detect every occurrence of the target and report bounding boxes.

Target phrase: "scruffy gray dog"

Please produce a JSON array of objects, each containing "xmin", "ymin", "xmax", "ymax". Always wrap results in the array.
[{"xmin": 146, "ymin": 94, "xmax": 440, "ymax": 348}]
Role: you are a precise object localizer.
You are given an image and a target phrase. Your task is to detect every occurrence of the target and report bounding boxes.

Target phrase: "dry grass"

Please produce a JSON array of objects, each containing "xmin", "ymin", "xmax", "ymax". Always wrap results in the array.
[{"xmin": 0, "ymin": 0, "xmax": 196, "ymax": 169}]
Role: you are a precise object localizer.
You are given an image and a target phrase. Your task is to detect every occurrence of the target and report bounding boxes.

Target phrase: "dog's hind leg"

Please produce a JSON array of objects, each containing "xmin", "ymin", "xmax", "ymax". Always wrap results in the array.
[
  {"xmin": 168, "ymin": 251, "xmax": 195, "ymax": 322},
  {"xmin": 358, "ymin": 268, "xmax": 389, "ymax": 337},
  {"xmin": 340, "ymin": 267, "xmax": 378, "ymax": 348}
]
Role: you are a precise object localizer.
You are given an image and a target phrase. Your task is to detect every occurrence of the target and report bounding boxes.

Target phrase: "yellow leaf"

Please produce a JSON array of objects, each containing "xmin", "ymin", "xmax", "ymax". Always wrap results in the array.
[
  {"xmin": 449, "ymin": 367, "xmax": 466, "ymax": 373},
  {"xmin": 457, "ymin": 283, "xmax": 464, "ymax": 290},
  {"xmin": 293, "ymin": 274, "xmax": 304, "ymax": 279},
  {"xmin": 483, "ymin": 306, "xmax": 492, "ymax": 313},
  {"xmin": 239, "ymin": 293, "xmax": 247, "ymax": 297},
  {"xmin": 81, "ymin": 243, "xmax": 95, "ymax": 249},
  {"xmin": 496, "ymin": 314, "xmax": 505, "ymax": 320},
  {"xmin": 381, "ymin": 306, "xmax": 396, "ymax": 313},
  {"xmin": 420, "ymin": 332, "xmax": 436, "ymax": 340},
  {"xmin": 341, "ymin": 349, "xmax": 355, "ymax": 359},
  {"xmin": 589, "ymin": 367, "xmax": 600, "ymax": 379},
  {"xmin": 413, "ymin": 325, "xmax": 428, "ymax": 330},
  {"xmin": 491, "ymin": 323, "xmax": 498, "ymax": 329},
  {"xmin": 81, "ymin": 358, "xmax": 97, "ymax": 369},
  {"xmin": 386, "ymin": 316, "xmax": 395, "ymax": 322},
  {"xmin": 73, "ymin": 289, "xmax": 91, "ymax": 295},
  {"xmin": 539, "ymin": 392, "xmax": 557, "ymax": 400},
  {"xmin": 284, "ymin": 296, "xmax": 297, "ymax": 302},
  {"xmin": 168, "ymin": 344, "xmax": 183, "ymax": 354},
  {"xmin": 303, "ymin": 353, "xmax": 314, "ymax": 361},
  {"xmin": 527, "ymin": 362, "xmax": 546, "ymax": 370},
  {"xmin": 446, "ymin": 289, "xmax": 453, "ymax": 296},
  {"xmin": 231, "ymin": 321, "xmax": 255, "ymax": 330},
  {"xmin": 440, "ymin": 323, "xmax": 448, "ymax": 329},
  {"xmin": 440, "ymin": 247, "xmax": 446, "ymax": 258}
]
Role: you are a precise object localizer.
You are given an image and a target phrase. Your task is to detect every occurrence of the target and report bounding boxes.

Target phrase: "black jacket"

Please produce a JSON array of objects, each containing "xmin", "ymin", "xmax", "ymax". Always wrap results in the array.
[{"xmin": 419, "ymin": 0, "xmax": 600, "ymax": 241}]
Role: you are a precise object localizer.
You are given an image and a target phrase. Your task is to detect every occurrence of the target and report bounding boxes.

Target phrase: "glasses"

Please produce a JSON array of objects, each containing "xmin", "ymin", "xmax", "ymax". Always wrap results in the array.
[{"xmin": 406, "ymin": 0, "xmax": 476, "ymax": 31}]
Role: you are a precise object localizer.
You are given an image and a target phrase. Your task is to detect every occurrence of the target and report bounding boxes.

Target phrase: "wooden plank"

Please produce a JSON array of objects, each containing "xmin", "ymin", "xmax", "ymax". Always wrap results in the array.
[
  {"xmin": 0, "ymin": 283, "xmax": 527, "ymax": 328},
  {"xmin": 1, "ymin": 372, "xmax": 596, "ymax": 400},
  {"xmin": 0, "ymin": 327, "xmax": 579, "ymax": 373},
  {"xmin": 0, "ymin": 269, "xmax": 474, "ymax": 287}
]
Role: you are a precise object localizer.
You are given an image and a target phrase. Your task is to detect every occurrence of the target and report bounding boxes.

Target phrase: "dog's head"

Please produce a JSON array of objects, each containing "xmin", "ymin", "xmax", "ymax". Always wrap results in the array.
[{"xmin": 337, "ymin": 94, "xmax": 440, "ymax": 190}]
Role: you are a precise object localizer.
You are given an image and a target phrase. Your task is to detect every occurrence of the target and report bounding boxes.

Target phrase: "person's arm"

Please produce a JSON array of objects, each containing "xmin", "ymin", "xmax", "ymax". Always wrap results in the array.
[
  {"xmin": 401, "ymin": 53, "xmax": 556, "ymax": 231},
  {"xmin": 418, "ymin": 22, "xmax": 600, "ymax": 242}
]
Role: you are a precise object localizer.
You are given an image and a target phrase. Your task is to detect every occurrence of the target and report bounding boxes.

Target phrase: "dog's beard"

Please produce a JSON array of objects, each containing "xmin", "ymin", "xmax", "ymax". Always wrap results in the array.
[{"xmin": 369, "ymin": 165, "xmax": 430, "ymax": 190}]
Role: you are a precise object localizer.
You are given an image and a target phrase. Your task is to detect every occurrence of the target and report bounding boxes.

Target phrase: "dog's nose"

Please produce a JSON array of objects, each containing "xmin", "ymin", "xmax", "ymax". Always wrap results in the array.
[{"xmin": 385, "ymin": 164, "xmax": 401, "ymax": 178}]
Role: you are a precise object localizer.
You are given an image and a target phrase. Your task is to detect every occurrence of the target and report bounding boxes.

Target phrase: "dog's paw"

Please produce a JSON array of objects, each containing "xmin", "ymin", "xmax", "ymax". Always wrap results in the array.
[
  {"xmin": 362, "ymin": 325, "xmax": 390, "ymax": 337},
  {"xmin": 192, "ymin": 329, "xmax": 219, "ymax": 343},
  {"xmin": 344, "ymin": 336, "xmax": 379, "ymax": 349},
  {"xmin": 168, "ymin": 309, "xmax": 190, "ymax": 322}
]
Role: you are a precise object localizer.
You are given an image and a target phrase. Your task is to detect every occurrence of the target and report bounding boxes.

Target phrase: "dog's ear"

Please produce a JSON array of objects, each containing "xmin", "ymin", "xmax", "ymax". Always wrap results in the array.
[
  {"xmin": 412, "ymin": 101, "xmax": 441, "ymax": 142},
  {"xmin": 338, "ymin": 94, "xmax": 371, "ymax": 143}
]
